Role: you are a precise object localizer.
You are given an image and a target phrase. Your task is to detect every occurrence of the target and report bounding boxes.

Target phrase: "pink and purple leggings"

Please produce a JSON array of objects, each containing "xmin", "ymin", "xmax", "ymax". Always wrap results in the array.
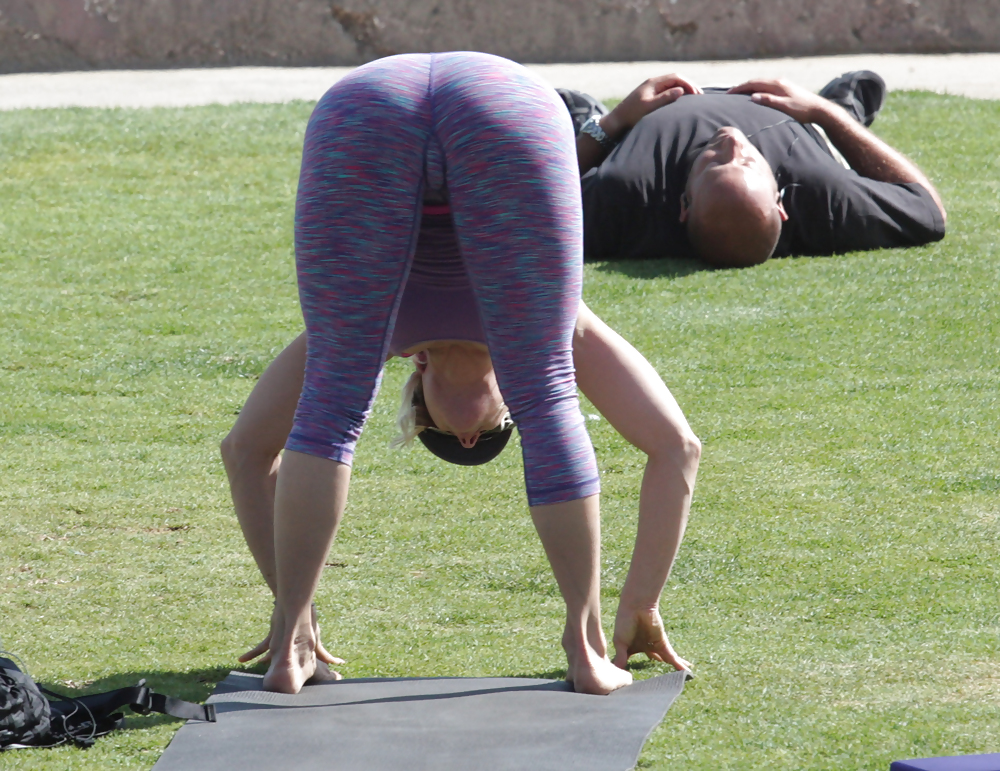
[{"xmin": 286, "ymin": 52, "xmax": 600, "ymax": 507}]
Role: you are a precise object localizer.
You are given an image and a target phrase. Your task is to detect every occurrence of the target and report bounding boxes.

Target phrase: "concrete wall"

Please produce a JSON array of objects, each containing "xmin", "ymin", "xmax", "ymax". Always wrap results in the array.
[{"xmin": 2, "ymin": 0, "xmax": 998, "ymax": 73}]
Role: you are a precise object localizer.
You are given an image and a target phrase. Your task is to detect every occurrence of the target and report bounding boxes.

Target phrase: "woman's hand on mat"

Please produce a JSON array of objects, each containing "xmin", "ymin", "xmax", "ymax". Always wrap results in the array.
[
  {"xmin": 611, "ymin": 604, "xmax": 690, "ymax": 672},
  {"xmin": 239, "ymin": 602, "xmax": 344, "ymax": 670},
  {"xmin": 726, "ymin": 78, "xmax": 831, "ymax": 125},
  {"xmin": 240, "ymin": 632, "xmax": 342, "ymax": 668},
  {"xmin": 602, "ymin": 74, "xmax": 702, "ymax": 140}
]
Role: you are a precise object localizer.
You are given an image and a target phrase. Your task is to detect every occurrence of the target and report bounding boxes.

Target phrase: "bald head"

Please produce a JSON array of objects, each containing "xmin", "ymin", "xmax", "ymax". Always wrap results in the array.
[
  {"xmin": 687, "ymin": 169, "xmax": 783, "ymax": 268},
  {"xmin": 681, "ymin": 126, "xmax": 788, "ymax": 269}
]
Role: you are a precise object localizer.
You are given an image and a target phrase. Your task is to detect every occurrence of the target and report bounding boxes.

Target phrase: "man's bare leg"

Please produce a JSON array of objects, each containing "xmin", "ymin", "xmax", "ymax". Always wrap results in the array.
[
  {"xmin": 531, "ymin": 495, "xmax": 633, "ymax": 695},
  {"xmin": 264, "ymin": 451, "xmax": 351, "ymax": 694}
]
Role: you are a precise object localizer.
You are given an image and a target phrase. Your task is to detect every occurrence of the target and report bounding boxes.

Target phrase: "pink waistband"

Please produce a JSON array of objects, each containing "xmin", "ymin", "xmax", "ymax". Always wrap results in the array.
[{"xmin": 422, "ymin": 204, "xmax": 451, "ymax": 216}]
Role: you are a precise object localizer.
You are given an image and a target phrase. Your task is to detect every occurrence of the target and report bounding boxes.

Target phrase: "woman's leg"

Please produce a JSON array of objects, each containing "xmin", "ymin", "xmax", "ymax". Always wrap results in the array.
[
  {"xmin": 432, "ymin": 52, "xmax": 629, "ymax": 693},
  {"xmin": 433, "ymin": 51, "xmax": 598, "ymax": 508},
  {"xmin": 266, "ymin": 55, "xmax": 434, "ymax": 693},
  {"xmin": 529, "ymin": 498, "xmax": 632, "ymax": 693}
]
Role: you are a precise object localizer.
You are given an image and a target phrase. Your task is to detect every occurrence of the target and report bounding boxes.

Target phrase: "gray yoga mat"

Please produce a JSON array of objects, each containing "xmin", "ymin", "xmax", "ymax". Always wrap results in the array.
[{"xmin": 154, "ymin": 669, "xmax": 690, "ymax": 771}]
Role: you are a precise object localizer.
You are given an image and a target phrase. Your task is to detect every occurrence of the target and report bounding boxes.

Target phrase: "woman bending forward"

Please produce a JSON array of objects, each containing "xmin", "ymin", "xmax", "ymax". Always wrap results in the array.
[{"xmin": 222, "ymin": 52, "xmax": 701, "ymax": 695}]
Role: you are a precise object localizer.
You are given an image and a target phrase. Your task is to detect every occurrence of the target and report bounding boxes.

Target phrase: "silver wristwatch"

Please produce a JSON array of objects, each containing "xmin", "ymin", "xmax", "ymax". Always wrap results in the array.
[{"xmin": 579, "ymin": 115, "xmax": 617, "ymax": 152}]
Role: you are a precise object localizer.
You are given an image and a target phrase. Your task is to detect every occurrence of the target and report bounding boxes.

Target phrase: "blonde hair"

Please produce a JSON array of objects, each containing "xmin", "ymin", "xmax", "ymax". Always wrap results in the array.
[{"xmin": 391, "ymin": 369, "xmax": 428, "ymax": 447}]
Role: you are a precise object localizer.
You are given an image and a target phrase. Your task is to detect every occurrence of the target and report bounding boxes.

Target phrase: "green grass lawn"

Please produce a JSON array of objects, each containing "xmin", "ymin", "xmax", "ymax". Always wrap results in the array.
[{"xmin": 1, "ymin": 90, "xmax": 998, "ymax": 769}]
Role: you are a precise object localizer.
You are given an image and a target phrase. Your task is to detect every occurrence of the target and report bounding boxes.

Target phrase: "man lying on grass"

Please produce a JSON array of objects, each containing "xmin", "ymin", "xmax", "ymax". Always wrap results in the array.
[{"xmin": 578, "ymin": 71, "xmax": 947, "ymax": 268}]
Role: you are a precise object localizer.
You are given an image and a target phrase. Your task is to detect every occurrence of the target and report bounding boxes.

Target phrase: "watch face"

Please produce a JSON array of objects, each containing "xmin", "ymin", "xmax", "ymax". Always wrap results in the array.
[{"xmin": 582, "ymin": 118, "xmax": 610, "ymax": 149}]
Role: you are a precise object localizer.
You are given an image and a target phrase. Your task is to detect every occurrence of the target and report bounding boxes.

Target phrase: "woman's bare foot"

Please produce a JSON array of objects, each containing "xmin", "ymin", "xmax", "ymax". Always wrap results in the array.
[
  {"xmin": 570, "ymin": 652, "xmax": 633, "ymax": 695},
  {"xmin": 240, "ymin": 602, "xmax": 346, "ymax": 670},
  {"xmin": 263, "ymin": 625, "xmax": 318, "ymax": 694},
  {"xmin": 562, "ymin": 623, "xmax": 633, "ymax": 695}
]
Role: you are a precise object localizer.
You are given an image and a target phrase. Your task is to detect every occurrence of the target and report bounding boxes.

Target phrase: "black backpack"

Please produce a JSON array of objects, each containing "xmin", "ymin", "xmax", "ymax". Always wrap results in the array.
[
  {"xmin": 0, "ymin": 654, "xmax": 215, "ymax": 749},
  {"xmin": 555, "ymin": 88, "xmax": 610, "ymax": 135}
]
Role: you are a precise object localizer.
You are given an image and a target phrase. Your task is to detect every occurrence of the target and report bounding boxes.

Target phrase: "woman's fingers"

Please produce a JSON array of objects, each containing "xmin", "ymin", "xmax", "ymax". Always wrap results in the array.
[
  {"xmin": 241, "ymin": 632, "xmax": 343, "ymax": 666},
  {"xmin": 238, "ymin": 636, "xmax": 272, "ymax": 664},
  {"xmin": 611, "ymin": 617, "xmax": 640, "ymax": 669},
  {"xmin": 312, "ymin": 613, "xmax": 346, "ymax": 666},
  {"xmin": 240, "ymin": 602, "xmax": 346, "ymax": 671},
  {"xmin": 612, "ymin": 607, "xmax": 691, "ymax": 672},
  {"xmin": 316, "ymin": 639, "xmax": 346, "ymax": 666},
  {"xmin": 242, "ymin": 603, "xmax": 343, "ymax": 668},
  {"xmin": 649, "ymin": 639, "xmax": 691, "ymax": 672}
]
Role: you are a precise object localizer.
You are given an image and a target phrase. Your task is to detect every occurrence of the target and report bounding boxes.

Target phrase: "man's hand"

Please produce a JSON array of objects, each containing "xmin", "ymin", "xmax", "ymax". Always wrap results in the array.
[
  {"xmin": 730, "ymin": 77, "xmax": 946, "ymax": 221},
  {"xmin": 602, "ymin": 74, "xmax": 702, "ymax": 141},
  {"xmin": 578, "ymin": 73, "xmax": 701, "ymax": 175},
  {"xmin": 612, "ymin": 602, "xmax": 690, "ymax": 672},
  {"xmin": 727, "ymin": 78, "xmax": 832, "ymax": 125}
]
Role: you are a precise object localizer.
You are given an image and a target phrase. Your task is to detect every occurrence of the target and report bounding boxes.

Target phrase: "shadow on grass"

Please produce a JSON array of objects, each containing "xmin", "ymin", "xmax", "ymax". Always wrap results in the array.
[{"xmin": 589, "ymin": 256, "xmax": 711, "ymax": 280}]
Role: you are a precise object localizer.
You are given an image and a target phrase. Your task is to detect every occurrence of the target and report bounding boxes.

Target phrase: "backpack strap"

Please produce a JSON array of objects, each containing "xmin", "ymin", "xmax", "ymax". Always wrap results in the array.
[
  {"xmin": 136, "ymin": 686, "xmax": 217, "ymax": 722},
  {"xmin": 43, "ymin": 680, "xmax": 215, "ymax": 724}
]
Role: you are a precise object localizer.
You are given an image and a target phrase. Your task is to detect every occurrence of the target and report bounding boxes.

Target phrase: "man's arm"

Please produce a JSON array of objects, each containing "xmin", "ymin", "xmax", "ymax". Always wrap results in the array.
[
  {"xmin": 577, "ymin": 74, "xmax": 702, "ymax": 175},
  {"xmin": 728, "ymin": 78, "xmax": 946, "ymax": 223}
]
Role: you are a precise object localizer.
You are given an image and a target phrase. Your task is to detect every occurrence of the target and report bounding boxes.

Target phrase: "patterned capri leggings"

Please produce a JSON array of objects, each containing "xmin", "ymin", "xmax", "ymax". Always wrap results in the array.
[{"xmin": 285, "ymin": 51, "xmax": 600, "ymax": 507}]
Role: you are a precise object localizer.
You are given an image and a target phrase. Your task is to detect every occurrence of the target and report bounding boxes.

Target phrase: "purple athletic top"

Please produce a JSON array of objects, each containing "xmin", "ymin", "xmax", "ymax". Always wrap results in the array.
[{"xmin": 388, "ymin": 205, "xmax": 487, "ymax": 357}]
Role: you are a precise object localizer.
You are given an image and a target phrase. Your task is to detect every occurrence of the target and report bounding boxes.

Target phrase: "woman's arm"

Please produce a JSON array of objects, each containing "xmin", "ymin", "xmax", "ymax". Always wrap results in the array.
[
  {"xmin": 573, "ymin": 302, "xmax": 700, "ymax": 670},
  {"xmin": 221, "ymin": 332, "xmax": 307, "ymax": 594},
  {"xmin": 220, "ymin": 332, "xmax": 341, "ymax": 672}
]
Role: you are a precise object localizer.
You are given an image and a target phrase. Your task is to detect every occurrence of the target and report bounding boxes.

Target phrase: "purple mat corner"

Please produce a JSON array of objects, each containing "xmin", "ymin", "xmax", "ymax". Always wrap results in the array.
[{"xmin": 891, "ymin": 753, "xmax": 1000, "ymax": 771}]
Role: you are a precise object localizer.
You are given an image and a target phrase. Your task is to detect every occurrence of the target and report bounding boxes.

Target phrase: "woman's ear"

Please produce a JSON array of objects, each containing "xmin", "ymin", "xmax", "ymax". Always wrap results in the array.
[{"xmin": 414, "ymin": 350, "xmax": 428, "ymax": 373}]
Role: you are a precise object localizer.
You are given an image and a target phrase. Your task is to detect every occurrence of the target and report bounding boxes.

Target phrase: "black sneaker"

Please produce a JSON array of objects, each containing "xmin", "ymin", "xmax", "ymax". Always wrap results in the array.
[
  {"xmin": 818, "ymin": 70, "xmax": 887, "ymax": 127},
  {"xmin": 555, "ymin": 88, "xmax": 609, "ymax": 135}
]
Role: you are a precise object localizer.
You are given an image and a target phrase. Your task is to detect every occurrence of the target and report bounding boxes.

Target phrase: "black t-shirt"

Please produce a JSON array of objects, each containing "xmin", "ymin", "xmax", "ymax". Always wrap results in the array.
[{"xmin": 581, "ymin": 93, "xmax": 945, "ymax": 260}]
